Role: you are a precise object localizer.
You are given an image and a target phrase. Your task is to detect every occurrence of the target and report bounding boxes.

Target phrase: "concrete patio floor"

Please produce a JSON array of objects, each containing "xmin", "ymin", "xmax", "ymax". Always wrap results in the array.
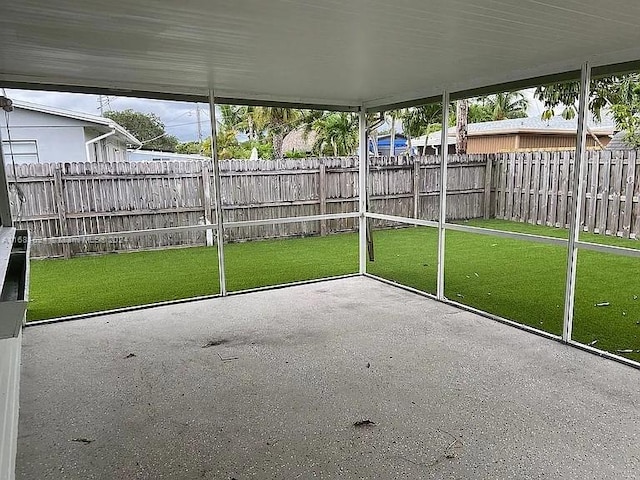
[{"xmin": 17, "ymin": 277, "xmax": 640, "ymax": 479}]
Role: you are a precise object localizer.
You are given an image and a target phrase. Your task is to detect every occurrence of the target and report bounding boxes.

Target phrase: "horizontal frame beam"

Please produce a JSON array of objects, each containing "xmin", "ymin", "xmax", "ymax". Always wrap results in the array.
[
  {"xmin": 215, "ymin": 97, "xmax": 359, "ymax": 112},
  {"xmin": 443, "ymin": 222, "xmax": 568, "ymax": 247},
  {"xmin": 33, "ymin": 223, "xmax": 220, "ymax": 244},
  {"xmin": 33, "ymin": 213, "xmax": 640, "ymax": 259},
  {"xmin": 592, "ymin": 59, "xmax": 640, "ymax": 78},
  {"xmin": 225, "ymin": 212, "xmax": 359, "ymax": 229},
  {"xmin": 30, "ymin": 212, "xmax": 360, "ymax": 244},
  {"xmin": 365, "ymin": 70, "xmax": 582, "ymax": 112},
  {"xmin": 575, "ymin": 240, "xmax": 640, "ymax": 258},
  {"xmin": 0, "ymin": 81, "xmax": 359, "ymax": 112},
  {"xmin": 364, "ymin": 273, "xmax": 562, "ymax": 342},
  {"xmin": 365, "ymin": 212, "xmax": 438, "ymax": 228},
  {"xmin": 366, "ymin": 58, "xmax": 640, "ymax": 113},
  {"xmin": 366, "ymin": 212, "xmax": 640, "ymax": 258},
  {"xmin": 0, "ymin": 80, "xmax": 208, "ymax": 104},
  {"xmin": 5, "ymin": 58, "xmax": 640, "ymax": 115},
  {"xmin": 363, "ymin": 273, "xmax": 640, "ymax": 370},
  {"xmin": 25, "ymin": 273, "xmax": 360, "ymax": 327}
]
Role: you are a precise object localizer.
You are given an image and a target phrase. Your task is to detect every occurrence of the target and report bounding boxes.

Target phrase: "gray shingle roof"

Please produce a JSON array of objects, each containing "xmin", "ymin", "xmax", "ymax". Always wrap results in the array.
[
  {"xmin": 604, "ymin": 131, "xmax": 633, "ymax": 151},
  {"xmin": 418, "ymin": 115, "xmax": 615, "ymax": 147}
]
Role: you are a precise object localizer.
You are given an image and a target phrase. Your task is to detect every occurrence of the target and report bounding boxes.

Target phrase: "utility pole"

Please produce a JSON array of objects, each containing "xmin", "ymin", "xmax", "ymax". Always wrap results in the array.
[
  {"xmin": 196, "ymin": 105, "xmax": 203, "ymax": 144},
  {"xmin": 196, "ymin": 104, "xmax": 204, "ymax": 155},
  {"xmin": 97, "ymin": 95, "xmax": 112, "ymax": 115}
]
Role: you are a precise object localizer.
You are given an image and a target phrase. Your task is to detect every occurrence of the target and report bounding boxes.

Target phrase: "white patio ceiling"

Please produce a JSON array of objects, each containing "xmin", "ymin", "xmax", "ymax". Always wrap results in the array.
[{"xmin": 2, "ymin": 0, "xmax": 640, "ymax": 109}]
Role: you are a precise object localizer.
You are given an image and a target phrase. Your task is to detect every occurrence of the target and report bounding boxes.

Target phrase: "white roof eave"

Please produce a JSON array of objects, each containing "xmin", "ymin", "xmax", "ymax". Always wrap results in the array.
[{"xmin": 13, "ymin": 100, "xmax": 141, "ymax": 147}]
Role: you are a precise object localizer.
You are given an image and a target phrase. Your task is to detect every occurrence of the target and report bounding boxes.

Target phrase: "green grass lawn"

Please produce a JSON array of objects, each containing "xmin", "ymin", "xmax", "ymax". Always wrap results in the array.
[
  {"xmin": 27, "ymin": 234, "xmax": 359, "ymax": 321},
  {"xmin": 29, "ymin": 220, "xmax": 640, "ymax": 361}
]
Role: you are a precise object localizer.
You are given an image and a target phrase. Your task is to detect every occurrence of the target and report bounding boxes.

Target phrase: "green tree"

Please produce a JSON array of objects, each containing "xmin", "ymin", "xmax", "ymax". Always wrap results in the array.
[
  {"xmin": 467, "ymin": 103, "xmax": 492, "ymax": 123},
  {"xmin": 175, "ymin": 141, "xmax": 202, "ymax": 155},
  {"xmin": 218, "ymin": 105, "xmax": 245, "ymax": 134},
  {"xmin": 254, "ymin": 107, "xmax": 302, "ymax": 158},
  {"xmin": 197, "ymin": 135, "xmax": 273, "ymax": 160},
  {"xmin": 308, "ymin": 112, "xmax": 358, "ymax": 156},
  {"xmin": 103, "ymin": 109, "xmax": 179, "ymax": 152},
  {"xmin": 235, "ymin": 106, "xmax": 261, "ymax": 141},
  {"xmin": 610, "ymin": 84, "xmax": 640, "ymax": 147},
  {"xmin": 479, "ymin": 92, "xmax": 529, "ymax": 121},
  {"xmin": 401, "ymin": 104, "xmax": 445, "ymax": 154},
  {"xmin": 535, "ymin": 74, "xmax": 640, "ymax": 146}
]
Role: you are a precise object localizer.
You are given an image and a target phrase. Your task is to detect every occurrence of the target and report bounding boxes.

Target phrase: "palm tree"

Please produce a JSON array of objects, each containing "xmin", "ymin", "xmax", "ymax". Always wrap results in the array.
[
  {"xmin": 480, "ymin": 92, "xmax": 529, "ymax": 121},
  {"xmin": 401, "ymin": 104, "xmax": 444, "ymax": 154},
  {"xmin": 309, "ymin": 112, "xmax": 358, "ymax": 156},
  {"xmin": 236, "ymin": 106, "xmax": 259, "ymax": 141},
  {"xmin": 218, "ymin": 105, "xmax": 245, "ymax": 133},
  {"xmin": 254, "ymin": 107, "xmax": 302, "ymax": 158},
  {"xmin": 468, "ymin": 103, "xmax": 493, "ymax": 123}
]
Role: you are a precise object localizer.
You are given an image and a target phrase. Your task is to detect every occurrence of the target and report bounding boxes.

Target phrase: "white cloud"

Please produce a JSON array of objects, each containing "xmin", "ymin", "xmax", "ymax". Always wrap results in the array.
[{"xmin": 3, "ymin": 88, "xmax": 210, "ymax": 142}]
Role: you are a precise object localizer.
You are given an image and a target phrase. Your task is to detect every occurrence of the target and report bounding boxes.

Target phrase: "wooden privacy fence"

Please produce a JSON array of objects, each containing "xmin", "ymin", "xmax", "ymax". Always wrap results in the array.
[
  {"xmin": 8, "ymin": 151, "xmax": 638, "ymax": 258},
  {"xmin": 493, "ymin": 150, "xmax": 640, "ymax": 239},
  {"xmin": 7, "ymin": 155, "xmax": 489, "ymax": 258}
]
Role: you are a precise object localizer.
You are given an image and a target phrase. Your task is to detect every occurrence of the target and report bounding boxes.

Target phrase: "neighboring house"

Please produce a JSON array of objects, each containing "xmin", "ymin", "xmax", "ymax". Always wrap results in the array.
[
  {"xmin": 0, "ymin": 101, "xmax": 141, "ymax": 164},
  {"xmin": 373, "ymin": 133, "xmax": 409, "ymax": 156},
  {"xmin": 282, "ymin": 127, "xmax": 411, "ymax": 157},
  {"xmin": 413, "ymin": 115, "xmax": 615, "ymax": 155},
  {"xmin": 604, "ymin": 131, "xmax": 635, "ymax": 151},
  {"xmin": 127, "ymin": 149, "xmax": 210, "ymax": 162}
]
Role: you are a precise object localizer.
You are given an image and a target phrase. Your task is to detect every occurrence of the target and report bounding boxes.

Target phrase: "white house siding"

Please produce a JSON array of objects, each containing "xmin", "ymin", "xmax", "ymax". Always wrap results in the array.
[
  {"xmin": 83, "ymin": 128, "xmax": 129, "ymax": 163},
  {"xmin": 0, "ymin": 108, "xmax": 87, "ymax": 164}
]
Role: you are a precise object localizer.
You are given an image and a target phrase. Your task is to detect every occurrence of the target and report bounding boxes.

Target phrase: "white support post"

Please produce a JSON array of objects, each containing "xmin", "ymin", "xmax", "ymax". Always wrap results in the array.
[
  {"xmin": 436, "ymin": 91, "xmax": 450, "ymax": 300},
  {"xmin": 208, "ymin": 91, "xmax": 227, "ymax": 296},
  {"xmin": 562, "ymin": 63, "xmax": 591, "ymax": 342},
  {"xmin": 358, "ymin": 107, "xmax": 368, "ymax": 274}
]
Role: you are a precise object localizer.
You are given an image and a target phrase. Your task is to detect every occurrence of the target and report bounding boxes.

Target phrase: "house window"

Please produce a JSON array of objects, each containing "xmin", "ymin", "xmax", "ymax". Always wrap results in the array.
[{"xmin": 2, "ymin": 140, "xmax": 39, "ymax": 164}]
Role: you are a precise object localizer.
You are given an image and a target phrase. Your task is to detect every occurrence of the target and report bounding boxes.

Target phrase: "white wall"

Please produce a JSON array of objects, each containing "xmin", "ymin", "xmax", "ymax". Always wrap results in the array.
[
  {"xmin": 0, "ymin": 108, "xmax": 87, "ymax": 164},
  {"xmin": 0, "ymin": 332, "xmax": 22, "ymax": 480},
  {"xmin": 127, "ymin": 149, "xmax": 209, "ymax": 162},
  {"xmin": 84, "ymin": 128, "xmax": 129, "ymax": 163}
]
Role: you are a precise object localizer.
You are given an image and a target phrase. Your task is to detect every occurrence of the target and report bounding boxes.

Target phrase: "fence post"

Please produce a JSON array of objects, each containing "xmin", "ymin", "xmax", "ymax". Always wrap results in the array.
[
  {"xmin": 622, "ymin": 151, "xmax": 636, "ymax": 238},
  {"xmin": 53, "ymin": 165, "xmax": 71, "ymax": 258},
  {"xmin": 319, "ymin": 161, "xmax": 327, "ymax": 236},
  {"xmin": 597, "ymin": 151, "xmax": 612, "ymax": 234},
  {"xmin": 201, "ymin": 162, "xmax": 214, "ymax": 246},
  {"xmin": 413, "ymin": 156, "xmax": 420, "ymax": 219},
  {"xmin": 483, "ymin": 155, "xmax": 493, "ymax": 219}
]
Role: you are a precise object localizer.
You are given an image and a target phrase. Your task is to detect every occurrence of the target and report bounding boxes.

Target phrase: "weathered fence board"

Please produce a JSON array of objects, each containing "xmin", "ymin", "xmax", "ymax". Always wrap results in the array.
[
  {"xmin": 7, "ymin": 150, "xmax": 639, "ymax": 258},
  {"xmin": 8, "ymin": 156, "xmax": 487, "ymax": 257},
  {"xmin": 494, "ymin": 150, "xmax": 640, "ymax": 239}
]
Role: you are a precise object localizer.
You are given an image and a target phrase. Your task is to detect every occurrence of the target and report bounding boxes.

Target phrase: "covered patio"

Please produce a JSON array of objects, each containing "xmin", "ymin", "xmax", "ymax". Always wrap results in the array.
[
  {"xmin": 17, "ymin": 277, "xmax": 640, "ymax": 479},
  {"xmin": 2, "ymin": 1, "xmax": 640, "ymax": 479}
]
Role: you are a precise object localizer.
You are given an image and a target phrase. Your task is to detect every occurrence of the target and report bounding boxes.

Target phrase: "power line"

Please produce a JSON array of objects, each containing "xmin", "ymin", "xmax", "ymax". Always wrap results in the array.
[{"xmin": 97, "ymin": 95, "xmax": 116, "ymax": 115}]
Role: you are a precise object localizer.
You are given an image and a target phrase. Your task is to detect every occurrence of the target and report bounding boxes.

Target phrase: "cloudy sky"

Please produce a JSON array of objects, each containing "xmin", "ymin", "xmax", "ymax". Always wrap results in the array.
[{"xmin": 4, "ymin": 88, "xmax": 211, "ymax": 143}]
